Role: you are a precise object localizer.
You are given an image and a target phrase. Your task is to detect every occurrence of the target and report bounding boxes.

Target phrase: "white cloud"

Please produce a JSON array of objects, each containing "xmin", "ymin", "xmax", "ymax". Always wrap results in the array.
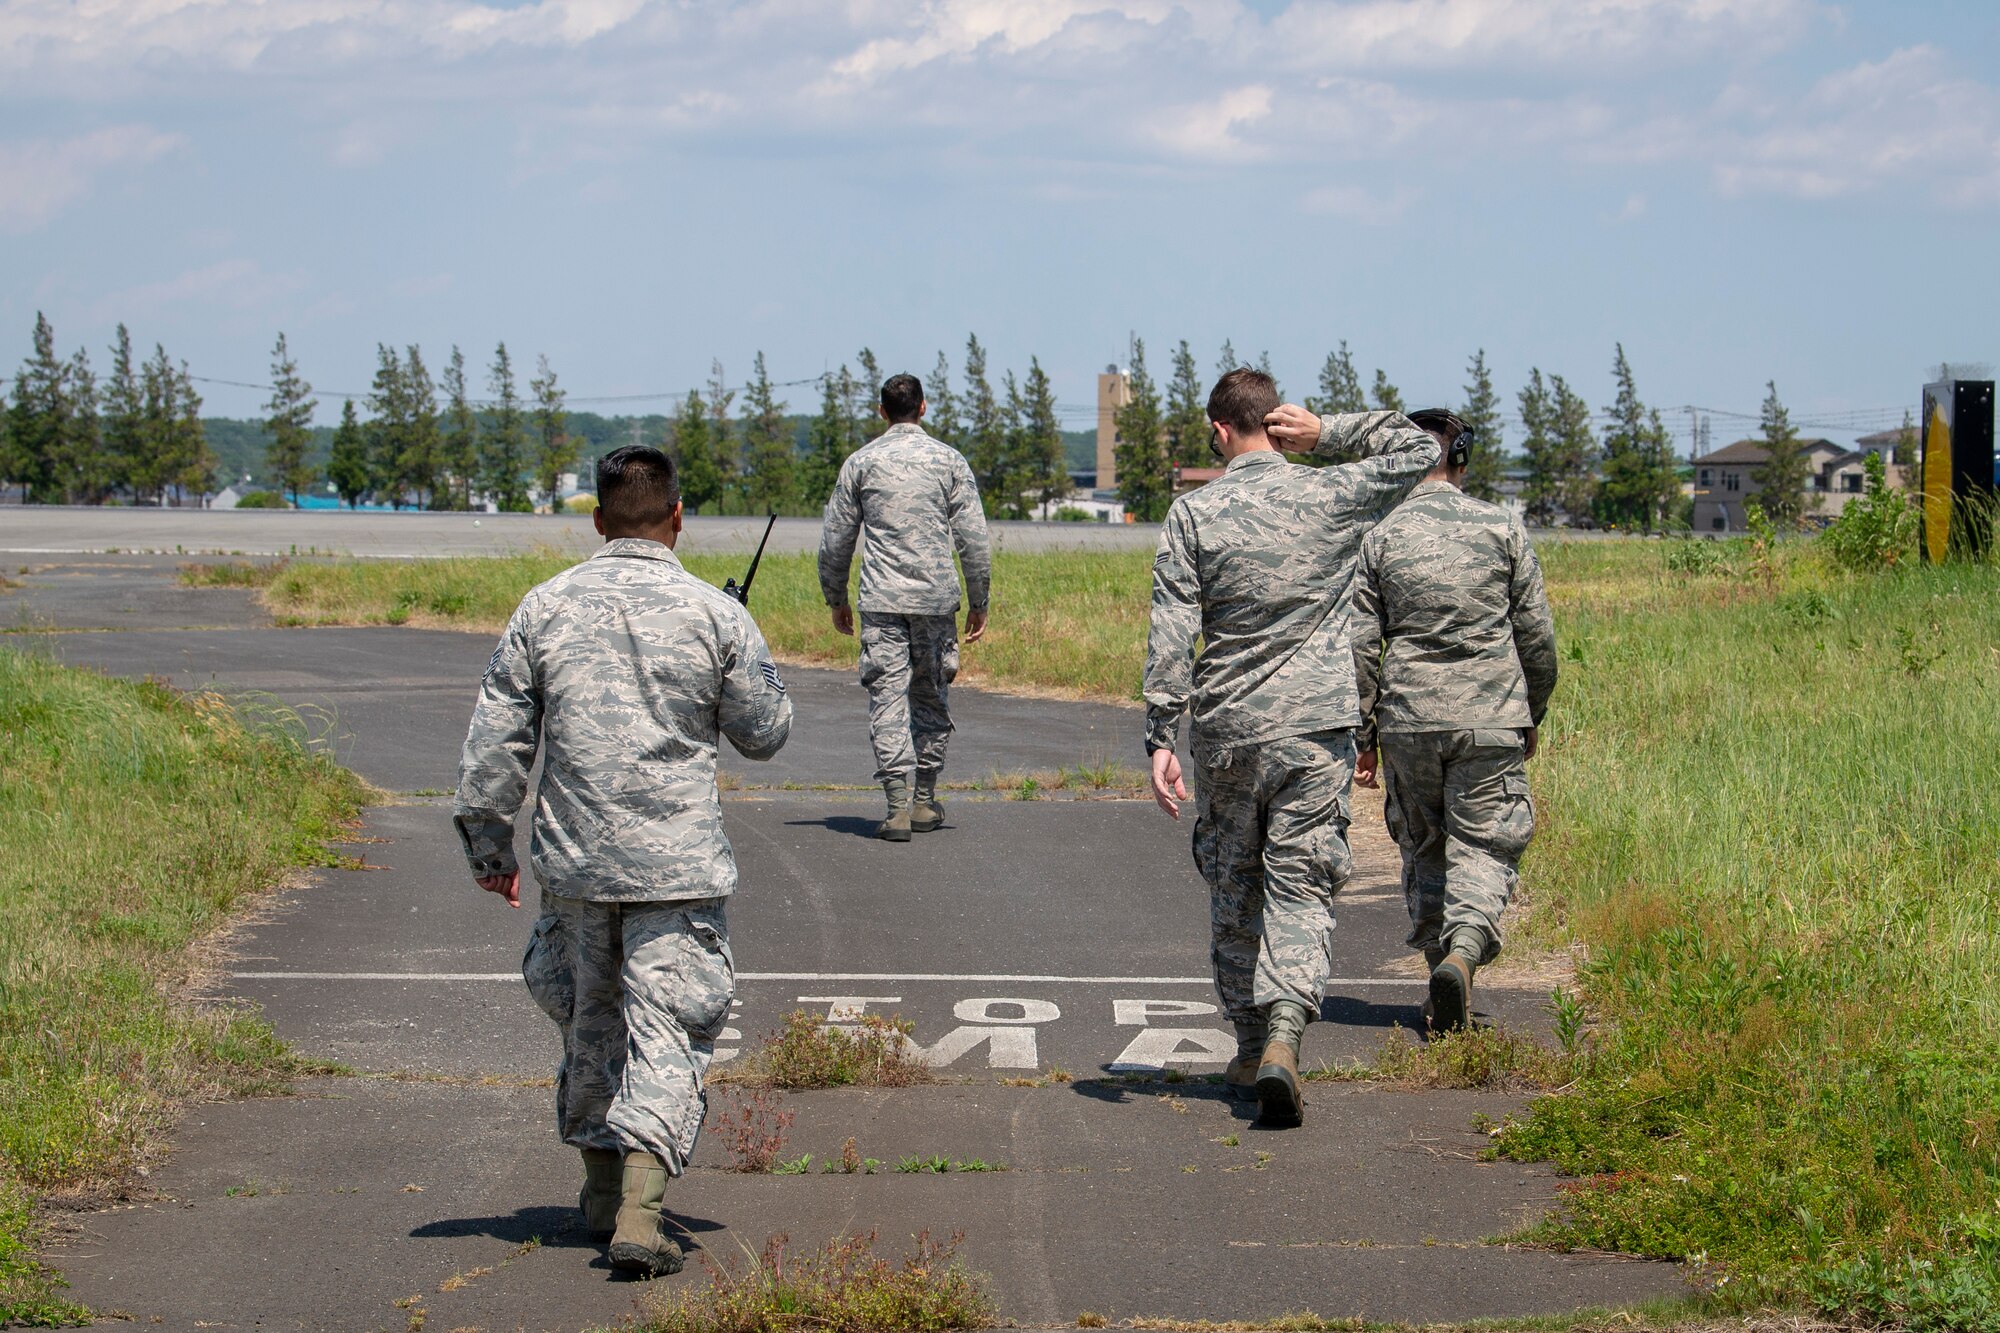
[
  {"xmin": 0, "ymin": 125, "xmax": 183, "ymax": 232},
  {"xmin": 1711, "ymin": 46, "xmax": 2000, "ymax": 205},
  {"xmin": 0, "ymin": 0, "xmax": 651, "ymax": 79},
  {"xmin": 3, "ymin": 0, "xmax": 1997, "ymax": 216},
  {"xmin": 1156, "ymin": 85, "xmax": 1274, "ymax": 158},
  {"xmin": 1272, "ymin": 0, "xmax": 1821, "ymax": 72},
  {"xmin": 830, "ymin": 0, "xmax": 1226, "ymax": 83}
]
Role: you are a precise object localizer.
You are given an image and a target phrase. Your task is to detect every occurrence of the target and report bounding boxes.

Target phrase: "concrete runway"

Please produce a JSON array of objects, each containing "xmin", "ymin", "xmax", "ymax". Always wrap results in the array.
[
  {"xmin": 0, "ymin": 506, "xmax": 1161, "ymax": 559},
  {"xmin": 7, "ymin": 555, "xmax": 1683, "ymax": 1330}
]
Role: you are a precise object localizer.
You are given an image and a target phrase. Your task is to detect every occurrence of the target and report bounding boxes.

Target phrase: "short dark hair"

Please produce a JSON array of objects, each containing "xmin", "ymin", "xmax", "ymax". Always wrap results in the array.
[
  {"xmin": 596, "ymin": 445, "xmax": 680, "ymax": 530},
  {"xmin": 1406, "ymin": 408, "xmax": 1469, "ymax": 444},
  {"xmin": 880, "ymin": 373, "xmax": 925, "ymax": 423},
  {"xmin": 1207, "ymin": 367, "xmax": 1280, "ymax": 436}
]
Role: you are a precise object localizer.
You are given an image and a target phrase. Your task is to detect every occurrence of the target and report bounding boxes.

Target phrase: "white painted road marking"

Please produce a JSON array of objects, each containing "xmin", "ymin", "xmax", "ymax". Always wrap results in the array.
[{"xmin": 224, "ymin": 972, "xmax": 1439, "ymax": 1072}]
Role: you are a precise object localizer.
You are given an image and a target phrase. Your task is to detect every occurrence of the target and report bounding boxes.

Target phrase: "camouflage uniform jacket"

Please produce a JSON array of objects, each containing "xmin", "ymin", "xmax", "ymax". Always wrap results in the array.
[
  {"xmin": 454, "ymin": 538, "xmax": 794, "ymax": 902},
  {"xmin": 817, "ymin": 422, "xmax": 992, "ymax": 615},
  {"xmin": 1143, "ymin": 411, "xmax": 1440, "ymax": 754},
  {"xmin": 1351, "ymin": 480, "xmax": 1558, "ymax": 751}
]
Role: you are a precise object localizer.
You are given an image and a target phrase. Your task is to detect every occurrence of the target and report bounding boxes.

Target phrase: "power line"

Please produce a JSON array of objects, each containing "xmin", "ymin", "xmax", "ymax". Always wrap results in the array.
[
  {"xmin": 188, "ymin": 373, "xmax": 830, "ymax": 410},
  {"xmin": 188, "ymin": 372, "xmax": 1913, "ymax": 437}
]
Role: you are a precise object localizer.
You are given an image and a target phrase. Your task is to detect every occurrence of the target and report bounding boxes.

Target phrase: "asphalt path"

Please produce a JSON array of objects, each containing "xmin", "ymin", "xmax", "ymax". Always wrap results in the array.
[{"xmin": 6, "ymin": 554, "xmax": 1684, "ymax": 1330}]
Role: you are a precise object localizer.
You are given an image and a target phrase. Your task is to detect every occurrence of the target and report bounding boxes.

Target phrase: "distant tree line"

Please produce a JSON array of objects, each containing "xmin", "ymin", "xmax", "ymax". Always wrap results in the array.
[
  {"xmin": 308, "ymin": 339, "xmax": 572, "ymax": 513},
  {"xmin": 1108, "ymin": 338, "xmax": 1693, "ymax": 530},
  {"xmin": 668, "ymin": 337, "xmax": 1071, "ymax": 519},
  {"xmin": 1, "ymin": 313, "xmax": 214, "ymax": 505},
  {"xmin": 0, "ymin": 318, "xmax": 1076, "ymax": 519},
  {"xmin": 7, "ymin": 315, "xmax": 1820, "ymax": 530}
]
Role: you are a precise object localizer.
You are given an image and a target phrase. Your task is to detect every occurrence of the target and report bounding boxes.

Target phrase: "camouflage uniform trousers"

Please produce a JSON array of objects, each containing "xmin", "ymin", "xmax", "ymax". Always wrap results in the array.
[
  {"xmin": 1191, "ymin": 729, "xmax": 1356, "ymax": 1033},
  {"xmin": 858, "ymin": 611, "xmax": 959, "ymax": 788},
  {"xmin": 521, "ymin": 891, "xmax": 734, "ymax": 1175},
  {"xmin": 1379, "ymin": 728, "xmax": 1535, "ymax": 967}
]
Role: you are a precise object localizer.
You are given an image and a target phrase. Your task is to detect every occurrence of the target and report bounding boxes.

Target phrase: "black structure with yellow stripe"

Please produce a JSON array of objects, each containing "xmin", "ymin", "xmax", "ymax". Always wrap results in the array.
[{"xmin": 1920, "ymin": 378, "xmax": 1996, "ymax": 563}]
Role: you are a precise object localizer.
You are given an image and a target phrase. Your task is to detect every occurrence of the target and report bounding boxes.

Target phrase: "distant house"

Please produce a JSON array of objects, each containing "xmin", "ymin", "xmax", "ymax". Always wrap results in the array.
[
  {"xmin": 1691, "ymin": 438, "xmax": 1903, "ymax": 531},
  {"xmin": 1172, "ymin": 466, "xmax": 1225, "ymax": 496}
]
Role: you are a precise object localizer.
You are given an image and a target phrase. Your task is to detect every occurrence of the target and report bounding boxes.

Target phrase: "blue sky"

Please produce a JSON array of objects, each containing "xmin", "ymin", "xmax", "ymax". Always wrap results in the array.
[{"xmin": 3, "ymin": 0, "xmax": 1996, "ymax": 451}]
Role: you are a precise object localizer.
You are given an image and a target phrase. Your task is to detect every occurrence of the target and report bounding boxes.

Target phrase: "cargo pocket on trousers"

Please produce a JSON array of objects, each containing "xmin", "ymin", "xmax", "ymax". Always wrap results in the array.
[
  {"xmin": 670, "ymin": 915, "xmax": 737, "ymax": 1044},
  {"xmin": 940, "ymin": 638, "xmax": 960, "ymax": 685},
  {"xmin": 1382, "ymin": 780, "xmax": 1408, "ymax": 848},
  {"xmin": 1495, "ymin": 773, "xmax": 1535, "ymax": 860},
  {"xmin": 521, "ymin": 910, "xmax": 574, "ymax": 1026},
  {"xmin": 1316, "ymin": 810, "xmax": 1354, "ymax": 896}
]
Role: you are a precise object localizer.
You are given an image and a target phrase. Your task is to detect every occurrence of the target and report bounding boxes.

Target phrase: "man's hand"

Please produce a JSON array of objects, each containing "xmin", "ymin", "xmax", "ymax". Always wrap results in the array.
[
  {"xmin": 476, "ymin": 870, "xmax": 521, "ymax": 909},
  {"xmin": 1264, "ymin": 403, "xmax": 1322, "ymax": 452},
  {"xmin": 1150, "ymin": 748, "xmax": 1189, "ymax": 820},
  {"xmin": 964, "ymin": 608, "xmax": 988, "ymax": 644},
  {"xmin": 831, "ymin": 605, "xmax": 855, "ymax": 636},
  {"xmin": 1355, "ymin": 746, "xmax": 1379, "ymax": 789},
  {"xmin": 1524, "ymin": 725, "xmax": 1539, "ymax": 760}
]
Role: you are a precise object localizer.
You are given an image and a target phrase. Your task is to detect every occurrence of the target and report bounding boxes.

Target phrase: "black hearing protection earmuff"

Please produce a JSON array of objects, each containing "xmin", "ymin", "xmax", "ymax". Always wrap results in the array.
[
  {"xmin": 1448, "ymin": 426, "xmax": 1475, "ymax": 470},
  {"xmin": 1408, "ymin": 409, "xmax": 1474, "ymax": 470}
]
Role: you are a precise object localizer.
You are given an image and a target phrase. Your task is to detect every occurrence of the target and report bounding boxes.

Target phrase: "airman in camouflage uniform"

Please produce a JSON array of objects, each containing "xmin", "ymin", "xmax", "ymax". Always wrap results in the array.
[
  {"xmin": 818, "ymin": 372, "xmax": 992, "ymax": 841},
  {"xmin": 1145, "ymin": 369, "xmax": 1439, "ymax": 1127},
  {"xmin": 1351, "ymin": 409, "xmax": 1558, "ymax": 1033},
  {"xmin": 456, "ymin": 445, "xmax": 792, "ymax": 1278}
]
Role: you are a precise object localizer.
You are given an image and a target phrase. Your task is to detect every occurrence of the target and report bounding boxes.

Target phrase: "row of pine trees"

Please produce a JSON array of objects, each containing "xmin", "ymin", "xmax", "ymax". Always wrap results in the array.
[
  {"xmin": 7, "ymin": 312, "xmax": 1824, "ymax": 529},
  {"xmin": 314, "ymin": 340, "xmax": 571, "ymax": 512},
  {"xmin": 668, "ymin": 337, "xmax": 1072, "ymax": 519},
  {"xmin": 1109, "ymin": 337, "xmax": 1691, "ymax": 529},
  {"xmin": 2, "ymin": 314, "xmax": 212, "ymax": 506},
  {"xmin": 0, "ymin": 316, "xmax": 1074, "ymax": 518}
]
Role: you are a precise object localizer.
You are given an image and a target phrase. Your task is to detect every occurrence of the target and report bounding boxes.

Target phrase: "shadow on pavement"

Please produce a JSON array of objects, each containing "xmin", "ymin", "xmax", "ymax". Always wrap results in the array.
[
  {"xmin": 1065, "ymin": 1077, "xmax": 1260, "ymax": 1120},
  {"xmin": 1321, "ymin": 993, "xmax": 1422, "ymax": 1031},
  {"xmin": 782, "ymin": 815, "xmax": 884, "ymax": 839},
  {"xmin": 410, "ymin": 1202, "xmax": 725, "ymax": 1250}
]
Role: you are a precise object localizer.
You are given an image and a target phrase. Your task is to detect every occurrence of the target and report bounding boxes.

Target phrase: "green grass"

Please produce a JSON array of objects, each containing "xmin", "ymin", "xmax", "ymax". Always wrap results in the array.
[
  {"xmin": 634, "ymin": 1231, "xmax": 994, "ymax": 1333},
  {"xmin": 1497, "ymin": 540, "xmax": 2000, "ymax": 1325},
  {"xmin": 176, "ymin": 559, "xmax": 286, "ymax": 588},
  {"xmin": 0, "ymin": 649, "xmax": 369, "ymax": 1324},
  {"xmin": 1307, "ymin": 1023, "xmax": 1576, "ymax": 1092},
  {"xmin": 722, "ymin": 1010, "xmax": 936, "ymax": 1091},
  {"xmin": 255, "ymin": 547, "xmax": 1155, "ymax": 699}
]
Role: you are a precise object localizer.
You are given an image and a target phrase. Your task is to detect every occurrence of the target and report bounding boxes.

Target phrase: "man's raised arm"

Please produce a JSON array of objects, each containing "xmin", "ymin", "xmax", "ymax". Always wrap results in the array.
[
  {"xmin": 1266, "ymin": 405, "xmax": 1441, "ymax": 518},
  {"xmin": 453, "ymin": 600, "xmax": 543, "ymax": 898}
]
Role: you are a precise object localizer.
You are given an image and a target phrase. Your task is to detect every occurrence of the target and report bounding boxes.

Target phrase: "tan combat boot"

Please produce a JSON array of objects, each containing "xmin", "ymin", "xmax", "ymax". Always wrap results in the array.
[
  {"xmin": 1222, "ymin": 1022, "xmax": 1264, "ymax": 1099},
  {"xmin": 1428, "ymin": 952, "xmax": 1475, "ymax": 1035},
  {"xmin": 1420, "ymin": 946, "xmax": 1445, "ymax": 1030},
  {"xmin": 910, "ymin": 769, "xmax": 944, "ymax": 833},
  {"xmin": 578, "ymin": 1148, "xmax": 621, "ymax": 1241},
  {"xmin": 607, "ymin": 1150, "xmax": 684, "ymax": 1277},
  {"xmin": 1255, "ymin": 1001, "xmax": 1309, "ymax": 1128},
  {"xmin": 877, "ymin": 777, "xmax": 913, "ymax": 842}
]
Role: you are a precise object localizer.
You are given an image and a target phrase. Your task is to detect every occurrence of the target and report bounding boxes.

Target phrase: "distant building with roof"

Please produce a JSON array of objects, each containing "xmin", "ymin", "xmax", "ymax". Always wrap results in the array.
[{"xmin": 1691, "ymin": 437, "xmax": 1905, "ymax": 531}]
